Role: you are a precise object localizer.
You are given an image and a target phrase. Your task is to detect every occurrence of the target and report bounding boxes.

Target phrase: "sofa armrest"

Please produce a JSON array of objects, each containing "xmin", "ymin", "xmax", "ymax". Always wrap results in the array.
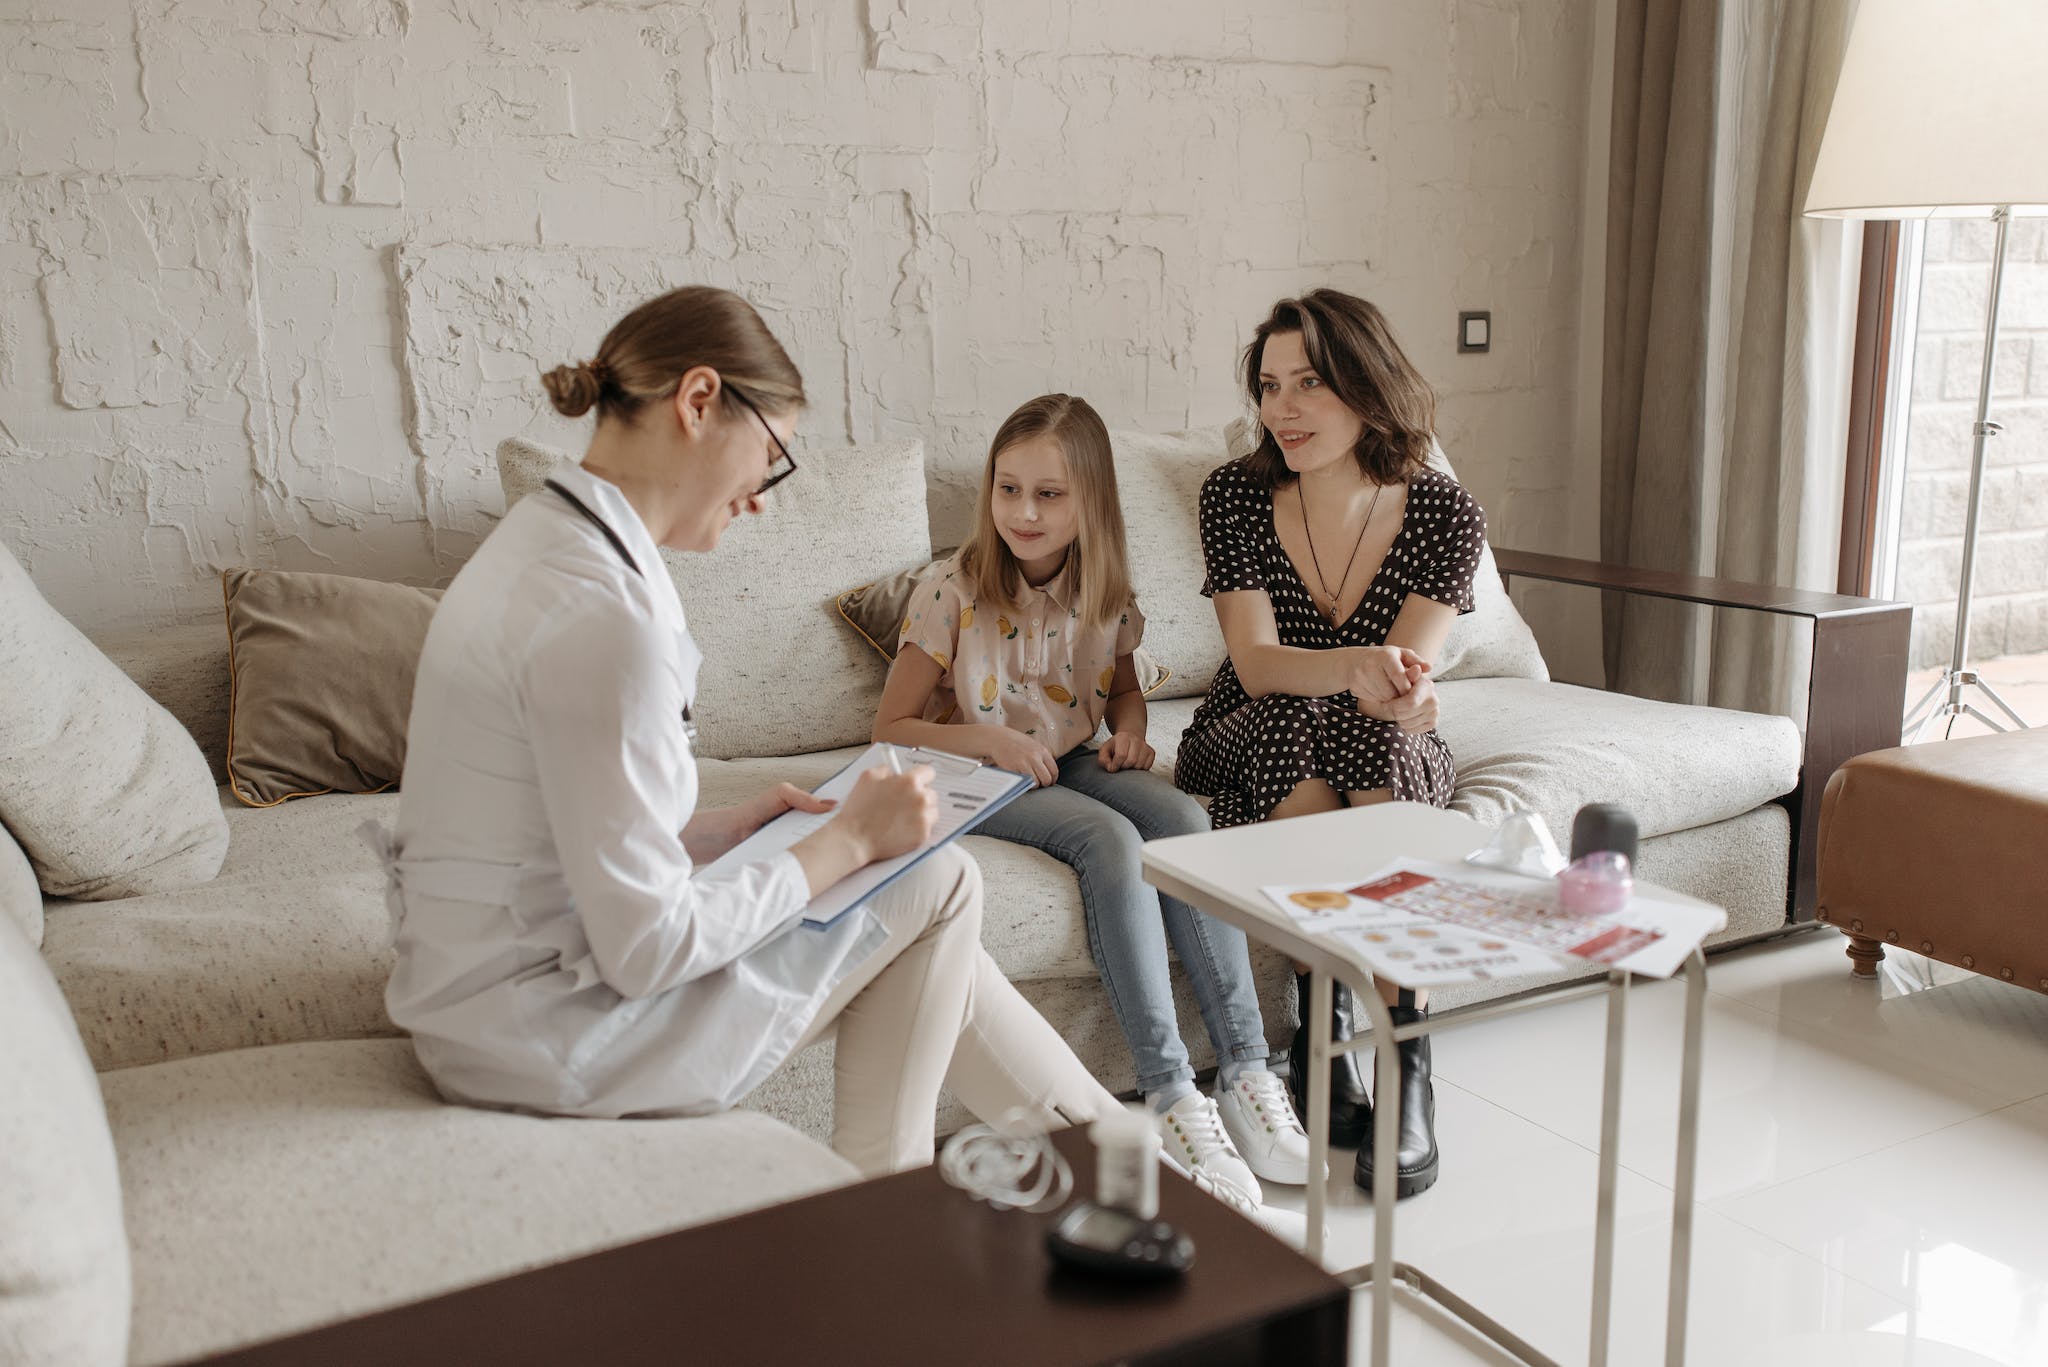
[{"xmin": 1492, "ymin": 547, "xmax": 1913, "ymax": 923}]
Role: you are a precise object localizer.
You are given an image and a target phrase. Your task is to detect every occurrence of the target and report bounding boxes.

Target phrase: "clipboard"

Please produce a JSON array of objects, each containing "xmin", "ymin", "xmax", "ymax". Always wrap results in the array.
[{"xmin": 697, "ymin": 743, "xmax": 1035, "ymax": 928}]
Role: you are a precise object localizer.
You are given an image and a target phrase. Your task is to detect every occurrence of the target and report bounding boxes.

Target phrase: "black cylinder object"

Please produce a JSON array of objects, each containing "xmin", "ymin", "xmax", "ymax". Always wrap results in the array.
[{"xmin": 1569, "ymin": 803, "xmax": 1639, "ymax": 865}]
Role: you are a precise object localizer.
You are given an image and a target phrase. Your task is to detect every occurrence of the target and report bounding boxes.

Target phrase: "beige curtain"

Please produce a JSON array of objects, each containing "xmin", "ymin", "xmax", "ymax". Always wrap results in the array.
[{"xmin": 1602, "ymin": 0, "xmax": 1862, "ymax": 716}]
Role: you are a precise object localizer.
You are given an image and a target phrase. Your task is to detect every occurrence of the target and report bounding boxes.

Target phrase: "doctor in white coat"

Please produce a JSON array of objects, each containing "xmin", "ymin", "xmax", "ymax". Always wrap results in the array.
[{"xmin": 376, "ymin": 286, "xmax": 1120, "ymax": 1175}]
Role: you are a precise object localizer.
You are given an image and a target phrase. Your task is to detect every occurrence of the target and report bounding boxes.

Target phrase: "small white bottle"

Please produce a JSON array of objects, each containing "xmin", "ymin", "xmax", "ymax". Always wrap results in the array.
[{"xmin": 1090, "ymin": 1106, "xmax": 1161, "ymax": 1219}]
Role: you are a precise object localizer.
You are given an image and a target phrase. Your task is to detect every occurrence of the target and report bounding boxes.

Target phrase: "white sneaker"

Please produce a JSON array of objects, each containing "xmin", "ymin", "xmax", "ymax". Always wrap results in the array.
[
  {"xmin": 1157, "ymin": 1091, "xmax": 1262, "ymax": 1206},
  {"xmin": 1216, "ymin": 1069, "xmax": 1312, "ymax": 1186}
]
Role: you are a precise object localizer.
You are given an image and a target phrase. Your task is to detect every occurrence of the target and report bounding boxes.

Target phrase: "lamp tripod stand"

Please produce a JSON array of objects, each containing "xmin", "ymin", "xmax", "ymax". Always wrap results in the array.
[{"xmin": 1904, "ymin": 204, "xmax": 2034, "ymax": 742}]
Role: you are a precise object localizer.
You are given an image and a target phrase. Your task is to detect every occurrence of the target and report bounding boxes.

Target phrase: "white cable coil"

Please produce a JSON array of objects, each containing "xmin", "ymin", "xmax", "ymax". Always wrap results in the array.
[{"xmin": 936, "ymin": 1110, "xmax": 1073, "ymax": 1214}]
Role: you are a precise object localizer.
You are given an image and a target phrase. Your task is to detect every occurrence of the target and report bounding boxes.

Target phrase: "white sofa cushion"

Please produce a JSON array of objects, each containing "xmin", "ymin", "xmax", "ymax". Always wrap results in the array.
[
  {"xmin": 1, "ymin": 822, "xmax": 40, "ymax": 949},
  {"xmin": 1140, "ymin": 692, "xmax": 1790, "ymax": 853},
  {"xmin": 0, "ymin": 542, "xmax": 228, "ymax": 899},
  {"xmin": 1145, "ymin": 696, "xmax": 1203, "ymax": 786},
  {"xmin": 1436, "ymin": 677, "xmax": 1803, "ymax": 841},
  {"xmin": 1420, "ymin": 443, "xmax": 1548, "ymax": 684},
  {"xmin": 1432, "ymin": 540, "xmax": 1549, "ymax": 683},
  {"xmin": 0, "ymin": 914, "xmax": 129, "ymax": 1367},
  {"xmin": 1111, "ymin": 426, "xmax": 1239, "ymax": 700},
  {"xmin": 1165, "ymin": 678, "xmax": 1791, "ymax": 848},
  {"xmin": 42, "ymin": 789, "xmax": 401, "ymax": 1072},
  {"xmin": 499, "ymin": 436, "xmax": 933, "ymax": 761},
  {"xmin": 495, "ymin": 434, "xmax": 568, "ymax": 519},
  {"xmin": 105, "ymin": 1038, "xmax": 856, "ymax": 1367},
  {"xmin": 92, "ymin": 622, "xmax": 234, "ymax": 786}
]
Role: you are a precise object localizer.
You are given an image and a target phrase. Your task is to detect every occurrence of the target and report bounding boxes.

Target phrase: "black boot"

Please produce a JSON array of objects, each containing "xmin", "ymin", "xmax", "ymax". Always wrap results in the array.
[
  {"xmin": 1288, "ymin": 972, "xmax": 1371, "ymax": 1147},
  {"xmin": 1354, "ymin": 989, "xmax": 1439, "ymax": 1198}
]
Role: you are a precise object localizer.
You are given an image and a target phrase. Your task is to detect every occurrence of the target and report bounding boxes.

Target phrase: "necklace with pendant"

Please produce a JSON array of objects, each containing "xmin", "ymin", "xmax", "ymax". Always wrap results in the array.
[{"xmin": 1299, "ymin": 480, "xmax": 1384, "ymax": 625}]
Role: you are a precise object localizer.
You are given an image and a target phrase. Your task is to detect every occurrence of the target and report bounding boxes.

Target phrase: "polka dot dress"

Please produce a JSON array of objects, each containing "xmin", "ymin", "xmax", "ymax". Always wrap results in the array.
[{"xmin": 1175, "ymin": 458, "xmax": 1488, "ymax": 830}]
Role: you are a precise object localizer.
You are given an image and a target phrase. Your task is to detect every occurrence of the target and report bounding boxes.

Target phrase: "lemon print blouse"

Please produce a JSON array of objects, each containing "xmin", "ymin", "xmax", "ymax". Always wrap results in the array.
[{"xmin": 898, "ymin": 552, "xmax": 1145, "ymax": 758}]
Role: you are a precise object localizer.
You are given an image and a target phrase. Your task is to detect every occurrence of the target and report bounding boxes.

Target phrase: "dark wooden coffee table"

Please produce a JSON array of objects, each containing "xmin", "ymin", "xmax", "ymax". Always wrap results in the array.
[{"xmin": 188, "ymin": 1127, "xmax": 1347, "ymax": 1367}]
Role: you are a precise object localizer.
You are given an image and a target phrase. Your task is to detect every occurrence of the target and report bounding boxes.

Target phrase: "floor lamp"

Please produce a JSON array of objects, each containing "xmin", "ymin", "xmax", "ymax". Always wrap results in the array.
[{"xmin": 1805, "ymin": 0, "xmax": 2048, "ymax": 739}]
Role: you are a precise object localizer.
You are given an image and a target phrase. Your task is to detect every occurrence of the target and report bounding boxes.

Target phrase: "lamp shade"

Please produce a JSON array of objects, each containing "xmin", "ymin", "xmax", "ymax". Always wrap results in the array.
[{"xmin": 1805, "ymin": 0, "xmax": 2048, "ymax": 220}]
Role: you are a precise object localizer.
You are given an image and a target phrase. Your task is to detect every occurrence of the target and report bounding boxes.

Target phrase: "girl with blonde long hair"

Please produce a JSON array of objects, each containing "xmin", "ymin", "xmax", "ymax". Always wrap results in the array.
[{"xmin": 874, "ymin": 394, "xmax": 1311, "ymax": 1207}]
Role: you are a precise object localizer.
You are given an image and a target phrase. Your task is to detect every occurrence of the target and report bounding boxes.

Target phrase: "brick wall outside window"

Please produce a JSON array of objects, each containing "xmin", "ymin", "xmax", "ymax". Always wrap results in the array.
[{"xmin": 1894, "ymin": 217, "xmax": 2048, "ymax": 669}]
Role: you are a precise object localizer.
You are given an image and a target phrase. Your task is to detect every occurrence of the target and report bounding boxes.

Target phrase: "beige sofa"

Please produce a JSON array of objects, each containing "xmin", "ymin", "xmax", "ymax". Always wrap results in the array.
[
  {"xmin": 3, "ymin": 907, "xmax": 856, "ymax": 1367},
  {"xmin": 10, "ymin": 423, "xmax": 1808, "ymax": 1364},
  {"xmin": 3, "ymin": 544, "xmax": 860, "ymax": 1367}
]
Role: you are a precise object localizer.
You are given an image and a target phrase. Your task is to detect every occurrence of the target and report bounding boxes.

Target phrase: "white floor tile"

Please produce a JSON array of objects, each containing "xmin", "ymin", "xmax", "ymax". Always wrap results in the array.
[
  {"xmin": 1706, "ymin": 932, "xmax": 2048, "ymax": 1103},
  {"xmin": 1422, "ymin": 969, "xmax": 2011, "ymax": 1202},
  {"xmin": 1262, "ymin": 1081, "xmax": 1911, "ymax": 1365},
  {"xmin": 1715, "ymin": 1094, "xmax": 2048, "ymax": 1367},
  {"xmin": 1334, "ymin": 1214, "xmax": 1928, "ymax": 1367},
  {"xmin": 1708, "ymin": 928, "xmax": 1979, "ymax": 1003},
  {"xmin": 1342, "ymin": 1286, "xmax": 1523, "ymax": 1365},
  {"xmin": 1253, "ymin": 932, "xmax": 2048, "ymax": 1364}
]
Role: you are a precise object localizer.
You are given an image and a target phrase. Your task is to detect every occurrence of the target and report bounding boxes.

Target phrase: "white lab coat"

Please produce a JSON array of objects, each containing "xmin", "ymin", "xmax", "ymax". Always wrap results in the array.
[{"xmin": 370, "ymin": 464, "xmax": 887, "ymax": 1118}]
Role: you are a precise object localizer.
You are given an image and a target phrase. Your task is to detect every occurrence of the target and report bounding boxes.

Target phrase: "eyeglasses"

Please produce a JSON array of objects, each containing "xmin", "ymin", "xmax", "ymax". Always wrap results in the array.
[{"xmin": 726, "ymin": 387, "xmax": 797, "ymax": 496}]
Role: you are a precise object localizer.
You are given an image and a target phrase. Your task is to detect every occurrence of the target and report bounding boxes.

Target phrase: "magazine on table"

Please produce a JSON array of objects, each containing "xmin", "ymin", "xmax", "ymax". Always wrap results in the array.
[{"xmin": 1261, "ymin": 857, "xmax": 1726, "ymax": 987}]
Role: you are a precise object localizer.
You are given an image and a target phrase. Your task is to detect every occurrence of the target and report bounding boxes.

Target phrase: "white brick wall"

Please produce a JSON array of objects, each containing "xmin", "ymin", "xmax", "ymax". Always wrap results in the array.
[
  {"xmin": 1896, "ymin": 216, "xmax": 2048, "ymax": 668},
  {"xmin": 0, "ymin": 0, "xmax": 1595, "ymax": 639}
]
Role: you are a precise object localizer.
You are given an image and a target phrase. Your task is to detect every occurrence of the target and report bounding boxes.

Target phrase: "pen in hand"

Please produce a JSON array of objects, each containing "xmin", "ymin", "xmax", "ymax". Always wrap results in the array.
[{"xmin": 883, "ymin": 744, "xmax": 905, "ymax": 777}]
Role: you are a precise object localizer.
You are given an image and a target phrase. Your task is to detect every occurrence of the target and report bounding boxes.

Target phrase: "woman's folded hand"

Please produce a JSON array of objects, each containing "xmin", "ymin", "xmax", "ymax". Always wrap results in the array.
[
  {"xmin": 1345, "ymin": 644, "xmax": 1430, "ymax": 708},
  {"xmin": 1353, "ymin": 666, "xmax": 1438, "ymax": 734},
  {"xmin": 1389, "ymin": 676, "xmax": 1439, "ymax": 734}
]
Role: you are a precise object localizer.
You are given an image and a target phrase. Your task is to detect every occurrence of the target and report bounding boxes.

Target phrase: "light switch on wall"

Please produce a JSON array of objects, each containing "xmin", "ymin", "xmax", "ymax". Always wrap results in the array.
[{"xmin": 1458, "ymin": 310, "xmax": 1491, "ymax": 353}]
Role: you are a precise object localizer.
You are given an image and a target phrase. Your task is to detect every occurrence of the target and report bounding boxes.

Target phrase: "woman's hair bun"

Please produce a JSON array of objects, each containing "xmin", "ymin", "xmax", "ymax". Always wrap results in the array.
[
  {"xmin": 542, "ymin": 360, "xmax": 606, "ymax": 418},
  {"xmin": 540, "ymin": 287, "xmax": 804, "ymax": 426}
]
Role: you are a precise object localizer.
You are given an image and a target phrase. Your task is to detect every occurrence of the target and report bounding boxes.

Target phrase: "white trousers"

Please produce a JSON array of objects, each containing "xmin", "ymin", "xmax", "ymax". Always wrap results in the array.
[{"xmin": 795, "ymin": 845, "xmax": 1121, "ymax": 1175}]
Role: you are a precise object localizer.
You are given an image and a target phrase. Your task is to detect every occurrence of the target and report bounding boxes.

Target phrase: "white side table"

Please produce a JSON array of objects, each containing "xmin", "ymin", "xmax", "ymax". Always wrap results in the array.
[{"xmin": 1141, "ymin": 802, "xmax": 1714, "ymax": 1367}]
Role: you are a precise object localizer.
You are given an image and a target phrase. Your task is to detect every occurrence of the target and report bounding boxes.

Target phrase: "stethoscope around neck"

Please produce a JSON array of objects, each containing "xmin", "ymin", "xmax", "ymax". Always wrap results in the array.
[{"xmin": 545, "ymin": 477, "xmax": 697, "ymax": 744}]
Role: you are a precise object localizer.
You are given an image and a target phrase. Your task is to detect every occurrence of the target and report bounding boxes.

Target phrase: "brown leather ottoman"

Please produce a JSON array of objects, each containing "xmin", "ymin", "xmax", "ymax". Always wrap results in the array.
[{"xmin": 1818, "ymin": 728, "xmax": 2048, "ymax": 989}]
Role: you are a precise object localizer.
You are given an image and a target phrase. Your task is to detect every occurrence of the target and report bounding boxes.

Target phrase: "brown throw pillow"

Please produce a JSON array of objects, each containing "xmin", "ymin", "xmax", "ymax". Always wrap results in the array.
[
  {"xmin": 834, "ymin": 553, "xmax": 1174, "ymax": 696},
  {"xmin": 222, "ymin": 569, "xmax": 443, "ymax": 806}
]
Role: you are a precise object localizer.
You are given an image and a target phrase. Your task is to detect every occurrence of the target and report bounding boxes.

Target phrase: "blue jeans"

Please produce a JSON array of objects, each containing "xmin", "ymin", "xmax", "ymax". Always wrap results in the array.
[{"xmin": 975, "ymin": 746, "xmax": 1270, "ymax": 1093}]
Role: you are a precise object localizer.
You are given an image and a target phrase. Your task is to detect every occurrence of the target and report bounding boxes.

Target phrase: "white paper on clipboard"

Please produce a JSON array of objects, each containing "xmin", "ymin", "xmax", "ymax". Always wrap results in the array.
[{"xmin": 698, "ymin": 743, "xmax": 1032, "ymax": 926}]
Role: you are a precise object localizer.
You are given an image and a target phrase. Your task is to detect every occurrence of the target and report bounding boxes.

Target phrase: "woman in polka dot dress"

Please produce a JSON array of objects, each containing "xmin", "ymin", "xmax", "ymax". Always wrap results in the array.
[{"xmin": 1174, "ymin": 289, "xmax": 1487, "ymax": 1200}]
